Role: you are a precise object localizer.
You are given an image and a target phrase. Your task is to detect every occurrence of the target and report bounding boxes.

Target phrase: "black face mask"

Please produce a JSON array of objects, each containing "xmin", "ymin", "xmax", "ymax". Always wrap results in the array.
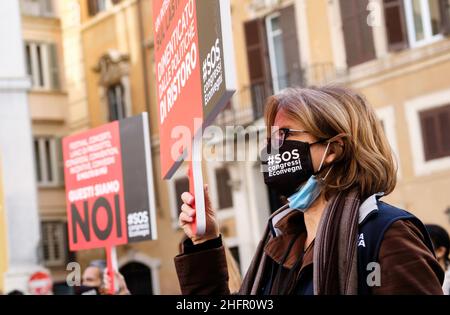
[
  {"xmin": 260, "ymin": 139, "xmax": 326, "ymax": 197},
  {"xmin": 75, "ymin": 285, "xmax": 100, "ymax": 295}
]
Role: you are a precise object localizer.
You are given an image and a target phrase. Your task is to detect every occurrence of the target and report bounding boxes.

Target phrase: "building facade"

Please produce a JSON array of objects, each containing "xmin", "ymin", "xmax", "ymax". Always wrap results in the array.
[
  {"xmin": 219, "ymin": 0, "xmax": 450, "ymax": 275},
  {"xmin": 19, "ymin": 0, "xmax": 76, "ymax": 294},
  {"xmin": 0, "ymin": 0, "xmax": 42, "ymax": 294},
  {"xmin": 4, "ymin": 0, "xmax": 448, "ymax": 294}
]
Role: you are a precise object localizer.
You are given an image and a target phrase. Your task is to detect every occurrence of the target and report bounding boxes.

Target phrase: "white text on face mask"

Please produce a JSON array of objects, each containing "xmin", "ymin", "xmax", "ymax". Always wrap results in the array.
[{"xmin": 270, "ymin": 149, "xmax": 300, "ymax": 165}]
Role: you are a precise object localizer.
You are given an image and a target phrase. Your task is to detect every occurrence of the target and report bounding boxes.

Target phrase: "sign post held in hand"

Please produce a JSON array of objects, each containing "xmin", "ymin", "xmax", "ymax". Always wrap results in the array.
[
  {"xmin": 188, "ymin": 132, "xmax": 206, "ymax": 235},
  {"xmin": 153, "ymin": 0, "xmax": 236, "ymax": 236}
]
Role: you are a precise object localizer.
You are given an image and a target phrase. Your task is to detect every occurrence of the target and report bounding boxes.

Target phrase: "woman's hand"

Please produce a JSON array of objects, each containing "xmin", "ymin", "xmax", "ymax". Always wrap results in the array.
[{"xmin": 179, "ymin": 185, "xmax": 219, "ymax": 245}]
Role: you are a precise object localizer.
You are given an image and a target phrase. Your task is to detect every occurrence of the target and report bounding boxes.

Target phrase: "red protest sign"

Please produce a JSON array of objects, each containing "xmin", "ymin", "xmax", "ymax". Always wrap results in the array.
[
  {"xmin": 63, "ymin": 114, "xmax": 157, "ymax": 251},
  {"xmin": 64, "ymin": 121, "xmax": 126, "ymax": 250},
  {"xmin": 154, "ymin": 0, "xmax": 203, "ymax": 180},
  {"xmin": 153, "ymin": 0, "xmax": 236, "ymax": 180}
]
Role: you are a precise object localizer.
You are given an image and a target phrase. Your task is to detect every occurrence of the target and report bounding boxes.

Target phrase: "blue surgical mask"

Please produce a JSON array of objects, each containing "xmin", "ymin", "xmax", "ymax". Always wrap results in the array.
[
  {"xmin": 288, "ymin": 175, "xmax": 322, "ymax": 211},
  {"xmin": 288, "ymin": 142, "xmax": 332, "ymax": 212}
]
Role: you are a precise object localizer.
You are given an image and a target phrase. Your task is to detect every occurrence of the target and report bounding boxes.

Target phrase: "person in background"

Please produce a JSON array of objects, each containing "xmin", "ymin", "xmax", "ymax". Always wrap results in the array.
[
  {"xmin": 80, "ymin": 260, "xmax": 129, "ymax": 295},
  {"xmin": 79, "ymin": 259, "xmax": 106, "ymax": 295},
  {"xmin": 426, "ymin": 224, "xmax": 450, "ymax": 295}
]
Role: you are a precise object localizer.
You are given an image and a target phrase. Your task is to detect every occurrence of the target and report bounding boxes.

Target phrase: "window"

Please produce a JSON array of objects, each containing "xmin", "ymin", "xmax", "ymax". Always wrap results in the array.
[
  {"xmin": 405, "ymin": 89, "xmax": 450, "ymax": 175},
  {"xmin": 120, "ymin": 262, "xmax": 153, "ymax": 295},
  {"xmin": 87, "ymin": 0, "xmax": 107, "ymax": 16},
  {"xmin": 404, "ymin": 0, "xmax": 450, "ymax": 47},
  {"xmin": 174, "ymin": 177, "xmax": 190, "ymax": 215},
  {"xmin": 20, "ymin": 0, "xmax": 54, "ymax": 17},
  {"xmin": 383, "ymin": 0, "xmax": 409, "ymax": 51},
  {"xmin": 107, "ymin": 83, "xmax": 127, "ymax": 121},
  {"xmin": 25, "ymin": 42, "xmax": 60, "ymax": 90},
  {"xmin": 34, "ymin": 137, "xmax": 63, "ymax": 187},
  {"xmin": 41, "ymin": 221, "xmax": 68, "ymax": 267},
  {"xmin": 215, "ymin": 167, "xmax": 233, "ymax": 210},
  {"xmin": 87, "ymin": 0, "xmax": 122, "ymax": 17},
  {"xmin": 266, "ymin": 14, "xmax": 288, "ymax": 93},
  {"xmin": 107, "ymin": 83, "xmax": 126, "ymax": 121},
  {"xmin": 340, "ymin": 0, "xmax": 376, "ymax": 67},
  {"xmin": 244, "ymin": 5, "xmax": 301, "ymax": 119},
  {"xmin": 419, "ymin": 104, "xmax": 450, "ymax": 161},
  {"xmin": 168, "ymin": 175, "xmax": 190, "ymax": 229}
]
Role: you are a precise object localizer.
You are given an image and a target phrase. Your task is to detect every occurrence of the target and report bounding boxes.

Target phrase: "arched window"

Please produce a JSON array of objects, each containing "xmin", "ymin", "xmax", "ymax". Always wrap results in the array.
[{"xmin": 119, "ymin": 262, "xmax": 153, "ymax": 295}]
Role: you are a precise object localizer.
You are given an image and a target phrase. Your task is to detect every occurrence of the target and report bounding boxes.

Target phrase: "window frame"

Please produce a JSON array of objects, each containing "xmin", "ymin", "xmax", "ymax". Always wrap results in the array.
[
  {"xmin": 383, "ymin": 0, "xmax": 410, "ymax": 51},
  {"xmin": 107, "ymin": 83, "xmax": 128, "ymax": 122},
  {"xmin": 405, "ymin": 88, "xmax": 450, "ymax": 176},
  {"xmin": 20, "ymin": 0, "xmax": 55, "ymax": 18},
  {"xmin": 419, "ymin": 104, "xmax": 450, "ymax": 160},
  {"xmin": 87, "ymin": 0, "xmax": 118, "ymax": 17},
  {"xmin": 265, "ymin": 12, "xmax": 287, "ymax": 94},
  {"xmin": 214, "ymin": 166, "xmax": 234, "ymax": 211},
  {"xmin": 167, "ymin": 165, "xmax": 189, "ymax": 230},
  {"xmin": 206, "ymin": 163, "xmax": 235, "ymax": 222},
  {"xmin": 25, "ymin": 41, "xmax": 60, "ymax": 91},
  {"xmin": 41, "ymin": 220, "xmax": 68, "ymax": 267},
  {"xmin": 339, "ymin": 0, "xmax": 377, "ymax": 68},
  {"xmin": 118, "ymin": 253, "xmax": 161, "ymax": 295},
  {"xmin": 404, "ymin": 0, "xmax": 445, "ymax": 48},
  {"xmin": 34, "ymin": 137, "xmax": 62, "ymax": 188}
]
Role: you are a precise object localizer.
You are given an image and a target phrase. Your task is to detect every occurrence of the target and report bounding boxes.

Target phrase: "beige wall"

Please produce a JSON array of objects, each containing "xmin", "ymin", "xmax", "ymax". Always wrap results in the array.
[
  {"xmin": 306, "ymin": 0, "xmax": 334, "ymax": 65},
  {"xmin": 0, "ymin": 154, "xmax": 7, "ymax": 293},
  {"xmin": 355, "ymin": 42, "xmax": 450, "ymax": 231},
  {"xmin": 21, "ymin": 7, "xmax": 71, "ymax": 283}
]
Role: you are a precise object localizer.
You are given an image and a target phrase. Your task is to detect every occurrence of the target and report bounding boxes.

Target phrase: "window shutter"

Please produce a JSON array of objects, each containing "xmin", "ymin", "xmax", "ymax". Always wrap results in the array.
[
  {"xmin": 279, "ymin": 5, "xmax": 303, "ymax": 87},
  {"xmin": 174, "ymin": 177, "xmax": 190, "ymax": 217},
  {"xmin": 34, "ymin": 138, "xmax": 42, "ymax": 183},
  {"xmin": 420, "ymin": 113, "xmax": 439, "ymax": 161},
  {"xmin": 215, "ymin": 167, "xmax": 233, "ymax": 209},
  {"xmin": 439, "ymin": 0, "xmax": 450, "ymax": 35},
  {"xmin": 48, "ymin": 44, "xmax": 60, "ymax": 90},
  {"xmin": 87, "ymin": 0, "xmax": 98, "ymax": 16},
  {"xmin": 25, "ymin": 43, "xmax": 32, "ymax": 76},
  {"xmin": 244, "ymin": 18, "xmax": 271, "ymax": 119},
  {"xmin": 420, "ymin": 104, "xmax": 450, "ymax": 161},
  {"xmin": 42, "ymin": 0, "xmax": 53, "ymax": 16},
  {"xmin": 383, "ymin": 0, "xmax": 409, "ymax": 51},
  {"xmin": 340, "ymin": 0, "xmax": 376, "ymax": 67},
  {"xmin": 55, "ymin": 137, "xmax": 65, "ymax": 186},
  {"xmin": 438, "ymin": 105, "xmax": 450, "ymax": 154}
]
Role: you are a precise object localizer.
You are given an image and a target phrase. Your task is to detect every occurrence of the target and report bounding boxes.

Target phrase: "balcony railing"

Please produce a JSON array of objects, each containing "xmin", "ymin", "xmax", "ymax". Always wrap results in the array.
[
  {"xmin": 213, "ymin": 64, "xmax": 349, "ymax": 128},
  {"xmin": 20, "ymin": 0, "xmax": 54, "ymax": 18}
]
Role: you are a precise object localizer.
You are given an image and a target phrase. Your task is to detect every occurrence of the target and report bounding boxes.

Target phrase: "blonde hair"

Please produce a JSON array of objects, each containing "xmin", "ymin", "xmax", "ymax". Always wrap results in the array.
[{"xmin": 264, "ymin": 85, "xmax": 397, "ymax": 200}]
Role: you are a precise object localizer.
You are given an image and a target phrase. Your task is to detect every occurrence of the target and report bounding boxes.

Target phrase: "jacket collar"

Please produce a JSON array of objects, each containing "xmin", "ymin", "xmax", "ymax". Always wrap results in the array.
[
  {"xmin": 270, "ymin": 192, "xmax": 385, "ymax": 238},
  {"xmin": 358, "ymin": 192, "xmax": 384, "ymax": 224},
  {"xmin": 264, "ymin": 210, "xmax": 308, "ymax": 269},
  {"xmin": 263, "ymin": 193, "xmax": 385, "ymax": 270}
]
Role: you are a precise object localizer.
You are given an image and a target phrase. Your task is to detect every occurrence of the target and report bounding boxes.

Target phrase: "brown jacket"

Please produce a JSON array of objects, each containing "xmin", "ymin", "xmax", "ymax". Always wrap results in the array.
[{"xmin": 174, "ymin": 207, "xmax": 444, "ymax": 295}]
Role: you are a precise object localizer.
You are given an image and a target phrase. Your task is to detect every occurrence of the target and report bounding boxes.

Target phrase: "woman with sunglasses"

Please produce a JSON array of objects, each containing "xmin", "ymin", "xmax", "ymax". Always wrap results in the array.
[{"xmin": 175, "ymin": 85, "xmax": 444, "ymax": 295}]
